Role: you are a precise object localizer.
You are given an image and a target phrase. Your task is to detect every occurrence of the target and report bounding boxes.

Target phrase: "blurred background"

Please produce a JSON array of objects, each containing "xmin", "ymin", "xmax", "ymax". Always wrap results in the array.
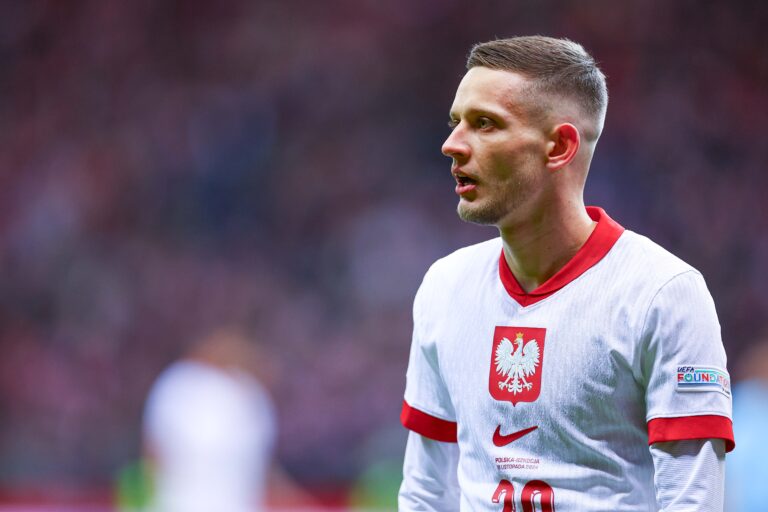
[{"xmin": 0, "ymin": 0, "xmax": 766, "ymax": 510}]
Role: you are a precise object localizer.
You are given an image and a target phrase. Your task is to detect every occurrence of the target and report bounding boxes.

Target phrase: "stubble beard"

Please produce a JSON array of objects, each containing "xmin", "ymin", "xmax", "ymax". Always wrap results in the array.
[
  {"xmin": 457, "ymin": 198, "xmax": 507, "ymax": 225},
  {"xmin": 456, "ymin": 178, "xmax": 528, "ymax": 226}
]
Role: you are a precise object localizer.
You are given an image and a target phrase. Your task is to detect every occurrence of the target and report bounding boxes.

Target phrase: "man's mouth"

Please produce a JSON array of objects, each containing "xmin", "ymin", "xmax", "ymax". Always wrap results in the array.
[
  {"xmin": 453, "ymin": 171, "xmax": 478, "ymax": 195},
  {"xmin": 456, "ymin": 175, "xmax": 475, "ymax": 187}
]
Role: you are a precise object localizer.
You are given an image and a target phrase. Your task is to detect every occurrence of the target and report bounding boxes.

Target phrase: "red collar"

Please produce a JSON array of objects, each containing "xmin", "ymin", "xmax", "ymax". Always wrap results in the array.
[{"xmin": 498, "ymin": 207, "xmax": 625, "ymax": 307}]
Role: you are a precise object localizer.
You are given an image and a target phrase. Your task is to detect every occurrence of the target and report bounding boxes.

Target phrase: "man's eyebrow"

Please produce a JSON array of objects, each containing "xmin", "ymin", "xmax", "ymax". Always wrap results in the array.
[{"xmin": 449, "ymin": 106, "xmax": 507, "ymax": 119}]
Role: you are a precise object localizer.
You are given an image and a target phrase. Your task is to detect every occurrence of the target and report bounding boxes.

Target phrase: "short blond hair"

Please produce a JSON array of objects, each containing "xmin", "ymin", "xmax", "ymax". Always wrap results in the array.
[{"xmin": 467, "ymin": 36, "xmax": 608, "ymax": 130}]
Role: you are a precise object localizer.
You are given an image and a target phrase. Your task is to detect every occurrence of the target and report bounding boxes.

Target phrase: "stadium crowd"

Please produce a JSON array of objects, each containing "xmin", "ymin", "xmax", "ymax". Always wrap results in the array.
[{"xmin": 0, "ymin": 0, "xmax": 765, "ymax": 506}]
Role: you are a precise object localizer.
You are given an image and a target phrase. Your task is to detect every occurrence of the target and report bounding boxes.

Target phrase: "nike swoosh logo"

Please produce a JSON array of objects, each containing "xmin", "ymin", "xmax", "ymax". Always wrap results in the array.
[{"xmin": 492, "ymin": 425, "xmax": 538, "ymax": 447}]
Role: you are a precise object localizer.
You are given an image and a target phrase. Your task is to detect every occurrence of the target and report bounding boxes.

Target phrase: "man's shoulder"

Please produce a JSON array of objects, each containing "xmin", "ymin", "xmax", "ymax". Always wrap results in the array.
[
  {"xmin": 613, "ymin": 230, "xmax": 701, "ymax": 284},
  {"xmin": 411, "ymin": 237, "xmax": 502, "ymax": 314},
  {"xmin": 427, "ymin": 237, "xmax": 502, "ymax": 276},
  {"xmin": 416, "ymin": 237, "xmax": 502, "ymax": 296}
]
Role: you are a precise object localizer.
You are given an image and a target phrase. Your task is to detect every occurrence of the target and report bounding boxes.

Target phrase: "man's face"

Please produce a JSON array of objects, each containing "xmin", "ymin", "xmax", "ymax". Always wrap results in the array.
[{"xmin": 443, "ymin": 67, "xmax": 551, "ymax": 229}]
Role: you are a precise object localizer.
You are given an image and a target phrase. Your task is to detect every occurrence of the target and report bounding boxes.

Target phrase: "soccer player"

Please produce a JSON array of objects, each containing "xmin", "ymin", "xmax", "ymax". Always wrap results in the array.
[{"xmin": 399, "ymin": 36, "xmax": 733, "ymax": 511}]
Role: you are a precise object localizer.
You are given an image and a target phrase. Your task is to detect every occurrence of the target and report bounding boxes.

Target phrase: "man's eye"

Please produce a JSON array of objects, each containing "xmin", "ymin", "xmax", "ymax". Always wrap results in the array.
[
  {"xmin": 447, "ymin": 119, "xmax": 459, "ymax": 129},
  {"xmin": 477, "ymin": 117, "xmax": 494, "ymax": 129}
]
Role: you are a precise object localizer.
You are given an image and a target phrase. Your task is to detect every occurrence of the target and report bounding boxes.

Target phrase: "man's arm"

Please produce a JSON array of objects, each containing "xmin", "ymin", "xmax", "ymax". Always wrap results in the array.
[
  {"xmin": 640, "ymin": 269, "xmax": 733, "ymax": 510},
  {"xmin": 399, "ymin": 431, "xmax": 460, "ymax": 511},
  {"xmin": 650, "ymin": 438, "xmax": 725, "ymax": 511}
]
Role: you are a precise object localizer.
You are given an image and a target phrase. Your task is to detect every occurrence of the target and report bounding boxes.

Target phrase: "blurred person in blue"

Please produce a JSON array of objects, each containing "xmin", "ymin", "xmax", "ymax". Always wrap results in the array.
[
  {"xmin": 143, "ymin": 327, "xmax": 276, "ymax": 512},
  {"xmin": 726, "ymin": 336, "xmax": 768, "ymax": 511}
]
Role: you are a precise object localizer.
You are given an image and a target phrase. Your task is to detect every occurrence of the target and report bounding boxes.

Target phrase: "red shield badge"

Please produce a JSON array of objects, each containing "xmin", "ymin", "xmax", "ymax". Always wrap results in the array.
[{"xmin": 489, "ymin": 326, "xmax": 546, "ymax": 406}]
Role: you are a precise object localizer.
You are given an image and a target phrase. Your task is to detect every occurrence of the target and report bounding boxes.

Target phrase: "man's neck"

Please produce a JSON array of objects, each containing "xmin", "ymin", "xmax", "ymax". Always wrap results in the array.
[{"xmin": 499, "ymin": 203, "xmax": 596, "ymax": 293}]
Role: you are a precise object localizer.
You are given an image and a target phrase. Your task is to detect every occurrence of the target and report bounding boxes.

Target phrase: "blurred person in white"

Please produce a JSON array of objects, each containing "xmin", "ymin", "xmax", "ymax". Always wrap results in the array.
[
  {"xmin": 726, "ymin": 335, "xmax": 768, "ymax": 511},
  {"xmin": 143, "ymin": 327, "xmax": 276, "ymax": 512},
  {"xmin": 399, "ymin": 36, "xmax": 734, "ymax": 511}
]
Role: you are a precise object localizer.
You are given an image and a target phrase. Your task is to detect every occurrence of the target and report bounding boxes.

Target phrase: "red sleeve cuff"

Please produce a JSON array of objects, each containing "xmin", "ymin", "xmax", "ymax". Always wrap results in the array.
[
  {"xmin": 648, "ymin": 415, "xmax": 735, "ymax": 452},
  {"xmin": 400, "ymin": 400, "xmax": 457, "ymax": 443}
]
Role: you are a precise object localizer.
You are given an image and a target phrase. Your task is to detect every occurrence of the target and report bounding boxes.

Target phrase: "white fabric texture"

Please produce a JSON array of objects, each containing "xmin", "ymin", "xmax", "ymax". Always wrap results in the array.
[
  {"xmin": 143, "ymin": 360, "xmax": 276, "ymax": 512},
  {"xmin": 651, "ymin": 439, "xmax": 726, "ymax": 511},
  {"xmin": 401, "ymin": 211, "xmax": 732, "ymax": 511},
  {"xmin": 399, "ymin": 431, "xmax": 461, "ymax": 511},
  {"xmin": 400, "ymin": 436, "xmax": 726, "ymax": 511}
]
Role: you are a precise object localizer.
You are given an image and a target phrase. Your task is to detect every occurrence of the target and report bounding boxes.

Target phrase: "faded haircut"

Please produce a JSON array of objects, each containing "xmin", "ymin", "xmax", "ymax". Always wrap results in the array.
[{"xmin": 467, "ymin": 36, "xmax": 608, "ymax": 136}]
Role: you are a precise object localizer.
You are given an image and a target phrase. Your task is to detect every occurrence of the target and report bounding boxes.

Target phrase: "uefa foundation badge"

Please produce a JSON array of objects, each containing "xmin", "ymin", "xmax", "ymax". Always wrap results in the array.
[
  {"xmin": 489, "ymin": 327, "xmax": 546, "ymax": 405},
  {"xmin": 676, "ymin": 365, "xmax": 731, "ymax": 397}
]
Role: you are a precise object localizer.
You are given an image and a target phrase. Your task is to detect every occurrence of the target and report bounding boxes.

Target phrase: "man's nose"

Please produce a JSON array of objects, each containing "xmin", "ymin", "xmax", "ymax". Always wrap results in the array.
[{"xmin": 442, "ymin": 126, "xmax": 470, "ymax": 162}]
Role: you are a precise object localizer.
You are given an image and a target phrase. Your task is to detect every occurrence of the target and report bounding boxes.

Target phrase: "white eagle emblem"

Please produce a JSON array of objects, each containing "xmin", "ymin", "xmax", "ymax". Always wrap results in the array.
[{"xmin": 494, "ymin": 332, "xmax": 540, "ymax": 394}]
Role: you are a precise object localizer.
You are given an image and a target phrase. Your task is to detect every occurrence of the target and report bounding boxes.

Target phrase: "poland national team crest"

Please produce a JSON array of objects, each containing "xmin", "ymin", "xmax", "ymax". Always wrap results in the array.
[{"xmin": 489, "ymin": 327, "xmax": 546, "ymax": 405}]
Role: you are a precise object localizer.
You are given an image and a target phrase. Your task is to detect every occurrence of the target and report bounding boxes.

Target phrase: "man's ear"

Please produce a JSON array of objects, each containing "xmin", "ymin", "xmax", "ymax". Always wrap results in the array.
[{"xmin": 545, "ymin": 123, "xmax": 580, "ymax": 171}]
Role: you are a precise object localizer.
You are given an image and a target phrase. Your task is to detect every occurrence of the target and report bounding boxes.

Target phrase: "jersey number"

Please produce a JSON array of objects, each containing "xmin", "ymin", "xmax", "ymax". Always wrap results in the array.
[{"xmin": 492, "ymin": 479, "xmax": 555, "ymax": 512}]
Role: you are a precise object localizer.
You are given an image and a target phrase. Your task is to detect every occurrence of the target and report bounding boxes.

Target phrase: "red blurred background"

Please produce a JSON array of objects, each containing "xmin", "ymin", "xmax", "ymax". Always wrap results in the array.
[{"xmin": 0, "ymin": 0, "xmax": 765, "ymax": 509}]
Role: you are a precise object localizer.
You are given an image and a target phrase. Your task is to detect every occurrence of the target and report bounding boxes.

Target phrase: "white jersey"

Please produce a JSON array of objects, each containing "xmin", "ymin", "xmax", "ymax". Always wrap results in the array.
[
  {"xmin": 144, "ymin": 360, "xmax": 276, "ymax": 512},
  {"xmin": 401, "ymin": 207, "xmax": 733, "ymax": 511}
]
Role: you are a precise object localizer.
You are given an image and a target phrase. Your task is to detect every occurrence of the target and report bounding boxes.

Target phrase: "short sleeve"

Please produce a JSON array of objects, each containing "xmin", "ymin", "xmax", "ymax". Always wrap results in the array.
[
  {"xmin": 641, "ymin": 270, "xmax": 734, "ymax": 451},
  {"xmin": 401, "ymin": 272, "xmax": 458, "ymax": 443}
]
